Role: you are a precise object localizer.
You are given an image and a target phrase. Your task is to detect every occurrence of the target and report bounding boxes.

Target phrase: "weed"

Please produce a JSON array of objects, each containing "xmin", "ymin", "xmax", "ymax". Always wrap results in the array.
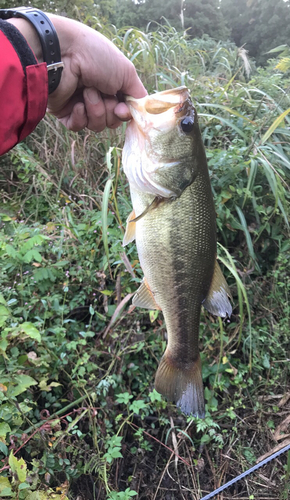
[{"xmin": 0, "ymin": 17, "xmax": 289, "ymax": 500}]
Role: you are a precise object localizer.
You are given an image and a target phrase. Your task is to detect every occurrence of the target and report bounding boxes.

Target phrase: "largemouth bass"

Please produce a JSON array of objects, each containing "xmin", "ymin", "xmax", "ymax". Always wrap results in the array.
[{"xmin": 122, "ymin": 87, "xmax": 232, "ymax": 418}]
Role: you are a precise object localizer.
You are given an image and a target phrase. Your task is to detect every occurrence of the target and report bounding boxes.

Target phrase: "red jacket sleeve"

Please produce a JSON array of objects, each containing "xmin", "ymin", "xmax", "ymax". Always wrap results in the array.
[{"xmin": 0, "ymin": 21, "xmax": 48, "ymax": 156}]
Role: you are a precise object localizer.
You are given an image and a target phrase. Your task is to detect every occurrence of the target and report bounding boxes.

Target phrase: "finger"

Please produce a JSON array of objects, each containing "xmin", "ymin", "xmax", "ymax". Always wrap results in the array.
[
  {"xmin": 114, "ymin": 102, "xmax": 132, "ymax": 122},
  {"xmin": 120, "ymin": 61, "xmax": 147, "ymax": 99},
  {"xmin": 83, "ymin": 87, "xmax": 107, "ymax": 132},
  {"xmin": 102, "ymin": 95, "xmax": 122, "ymax": 129},
  {"xmin": 47, "ymin": 88, "xmax": 84, "ymax": 118},
  {"xmin": 58, "ymin": 102, "xmax": 88, "ymax": 132}
]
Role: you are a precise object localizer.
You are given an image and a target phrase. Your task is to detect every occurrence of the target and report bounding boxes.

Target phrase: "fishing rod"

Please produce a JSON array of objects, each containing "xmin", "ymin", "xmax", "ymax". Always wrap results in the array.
[{"xmin": 200, "ymin": 442, "xmax": 290, "ymax": 500}]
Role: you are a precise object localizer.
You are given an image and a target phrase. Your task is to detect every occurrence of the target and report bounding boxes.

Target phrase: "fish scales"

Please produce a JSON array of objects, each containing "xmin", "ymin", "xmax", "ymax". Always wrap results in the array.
[
  {"xmin": 123, "ymin": 87, "xmax": 232, "ymax": 417},
  {"xmin": 132, "ymin": 173, "xmax": 216, "ymax": 352}
]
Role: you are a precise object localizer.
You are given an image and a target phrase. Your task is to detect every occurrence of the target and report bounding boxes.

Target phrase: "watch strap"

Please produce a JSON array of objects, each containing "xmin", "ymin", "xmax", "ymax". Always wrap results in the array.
[{"xmin": 0, "ymin": 7, "xmax": 64, "ymax": 94}]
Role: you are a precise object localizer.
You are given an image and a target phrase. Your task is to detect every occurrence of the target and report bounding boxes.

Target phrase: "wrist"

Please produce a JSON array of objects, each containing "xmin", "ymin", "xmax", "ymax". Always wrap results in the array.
[
  {"xmin": 1, "ymin": 8, "xmax": 64, "ymax": 94},
  {"xmin": 45, "ymin": 14, "xmax": 80, "ymax": 60},
  {"xmin": 7, "ymin": 18, "xmax": 43, "ymax": 62}
]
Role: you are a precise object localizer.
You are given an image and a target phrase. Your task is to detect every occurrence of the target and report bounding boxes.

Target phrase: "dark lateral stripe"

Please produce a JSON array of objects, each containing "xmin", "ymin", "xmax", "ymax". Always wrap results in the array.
[{"xmin": 0, "ymin": 20, "xmax": 37, "ymax": 74}]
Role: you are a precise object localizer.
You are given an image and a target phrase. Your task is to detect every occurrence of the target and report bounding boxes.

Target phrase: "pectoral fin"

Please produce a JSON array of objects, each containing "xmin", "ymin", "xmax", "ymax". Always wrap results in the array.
[
  {"xmin": 132, "ymin": 279, "xmax": 161, "ymax": 310},
  {"xmin": 203, "ymin": 261, "xmax": 232, "ymax": 318},
  {"xmin": 130, "ymin": 196, "xmax": 162, "ymax": 223},
  {"xmin": 123, "ymin": 210, "xmax": 136, "ymax": 247}
]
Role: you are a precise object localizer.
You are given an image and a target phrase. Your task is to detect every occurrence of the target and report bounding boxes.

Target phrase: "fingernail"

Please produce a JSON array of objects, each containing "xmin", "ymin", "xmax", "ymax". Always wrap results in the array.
[{"xmin": 86, "ymin": 88, "xmax": 100, "ymax": 104}]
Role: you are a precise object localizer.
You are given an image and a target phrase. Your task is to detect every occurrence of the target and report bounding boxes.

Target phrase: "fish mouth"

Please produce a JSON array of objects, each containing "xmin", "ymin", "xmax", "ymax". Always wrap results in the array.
[{"xmin": 126, "ymin": 86, "xmax": 190, "ymax": 116}]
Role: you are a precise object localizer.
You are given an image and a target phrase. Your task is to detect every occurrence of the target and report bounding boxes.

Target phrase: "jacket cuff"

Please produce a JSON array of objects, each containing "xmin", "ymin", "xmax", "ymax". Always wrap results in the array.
[
  {"xmin": 0, "ymin": 18, "xmax": 38, "ymax": 69},
  {"xmin": 0, "ymin": 21, "xmax": 48, "ymax": 155}
]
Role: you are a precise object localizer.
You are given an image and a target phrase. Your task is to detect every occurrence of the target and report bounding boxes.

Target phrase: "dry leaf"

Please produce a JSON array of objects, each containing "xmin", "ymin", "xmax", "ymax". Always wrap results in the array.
[
  {"xmin": 273, "ymin": 415, "xmax": 290, "ymax": 441},
  {"xmin": 278, "ymin": 393, "xmax": 290, "ymax": 408},
  {"xmin": 257, "ymin": 438, "xmax": 290, "ymax": 463}
]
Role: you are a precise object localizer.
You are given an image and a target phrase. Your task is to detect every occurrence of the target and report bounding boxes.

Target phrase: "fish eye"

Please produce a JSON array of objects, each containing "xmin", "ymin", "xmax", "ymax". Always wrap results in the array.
[{"xmin": 180, "ymin": 116, "xmax": 194, "ymax": 134}]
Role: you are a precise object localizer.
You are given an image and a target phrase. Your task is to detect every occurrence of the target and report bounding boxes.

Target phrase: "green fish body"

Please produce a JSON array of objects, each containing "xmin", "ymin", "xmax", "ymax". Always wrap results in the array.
[{"xmin": 123, "ymin": 87, "xmax": 232, "ymax": 417}]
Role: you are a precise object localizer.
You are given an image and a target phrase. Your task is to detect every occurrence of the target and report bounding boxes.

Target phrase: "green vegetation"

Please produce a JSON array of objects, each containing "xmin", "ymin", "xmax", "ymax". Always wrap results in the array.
[
  {"xmin": 111, "ymin": 0, "xmax": 229, "ymax": 41},
  {"xmin": 221, "ymin": 0, "xmax": 290, "ymax": 65},
  {"xmin": 2, "ymin": 0, "xmax": 290, "ymax": 64},
  {"xmin": 1, "ymin": 18, "xmax": 290, "ymax": 500}
]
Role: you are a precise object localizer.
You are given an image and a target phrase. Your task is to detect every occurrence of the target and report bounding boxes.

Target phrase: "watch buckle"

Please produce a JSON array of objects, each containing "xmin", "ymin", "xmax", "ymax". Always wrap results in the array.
[{"xmin": 47, "ymin": 62, "xmax": 64, "ymax": 72}]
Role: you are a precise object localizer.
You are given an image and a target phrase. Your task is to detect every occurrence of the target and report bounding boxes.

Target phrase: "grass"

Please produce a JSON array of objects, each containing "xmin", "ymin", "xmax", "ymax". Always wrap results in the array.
[{"xmin": 0, "ymin": 20, "xmax": 290, "ymax": 500}]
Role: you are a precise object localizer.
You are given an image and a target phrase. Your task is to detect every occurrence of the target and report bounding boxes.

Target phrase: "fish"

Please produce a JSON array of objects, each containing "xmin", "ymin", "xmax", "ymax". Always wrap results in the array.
[{"xmin": 122, "ymin": 86, "xmax": 232, "ymax": 418}]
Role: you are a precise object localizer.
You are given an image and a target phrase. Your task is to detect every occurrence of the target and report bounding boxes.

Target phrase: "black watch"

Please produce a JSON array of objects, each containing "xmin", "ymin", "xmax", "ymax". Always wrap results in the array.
[{"xmin": 0, "ymin": 7, "xmax": 64, "ymax": 94}]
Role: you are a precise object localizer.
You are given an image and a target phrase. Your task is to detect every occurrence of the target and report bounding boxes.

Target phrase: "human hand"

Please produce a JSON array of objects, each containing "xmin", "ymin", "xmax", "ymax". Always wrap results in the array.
[
  {"xmin": 8, "ymin": 14, "xmax": 147, "ymax": 132},
  {"xmin": 46, "ymin": 15, "xmax": 147, "ymax": 132}
]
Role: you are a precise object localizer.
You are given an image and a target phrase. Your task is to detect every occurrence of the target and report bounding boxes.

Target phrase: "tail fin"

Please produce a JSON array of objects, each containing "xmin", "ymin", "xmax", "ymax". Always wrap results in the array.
[{"xmin": 154, "ymin": 351, "xmax": 205, "ymax": 418}]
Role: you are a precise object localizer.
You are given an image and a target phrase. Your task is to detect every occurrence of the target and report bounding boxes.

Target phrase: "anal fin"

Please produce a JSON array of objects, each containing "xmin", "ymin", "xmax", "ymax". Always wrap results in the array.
[
  {"xmin": 132, "ymin": 278, "xmax": 161, "ymax": 310},
  {"xmin": 123, "ymin": 209, "xmax": 136, "ymax": 247},
  {"xmin": 203, "ymin": 261, "xmax": 232, "ymax": 318}
]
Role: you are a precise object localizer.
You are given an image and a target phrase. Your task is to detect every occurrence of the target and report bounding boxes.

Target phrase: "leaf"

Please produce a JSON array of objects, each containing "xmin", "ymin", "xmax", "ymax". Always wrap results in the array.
[
  {"xmin": 106, "ymin": 147, "xmax": 115, "ymax": 175},
  {"xmin": 9, "ymin": 375, "xmax": 37, "ymax": 397},
  {"xmin": 149, "ymin": 389, "xmax": 162, "ymax": 403},
  {"xmin": 263, "ymin": 354, "xmax": 270, "ymax": 369},
  {"xmin": 0, "ymin": 305, "xmax": 10, "ymax": 327},
  {"xmin": 102, "ymin": 293, "xmax": 134, "ymax": 338},
  {"xmin": 99, "ymin": 290, "xmax": 113, "ymax": 296},
  {"xmin": 9, "ymin": 452, "xmax": 27, "ymax": 482},
  {"xmin": 199, "ymin": 113, "xmax": 247, "ymax": 139},
  {"xmin": 0, "ymin": 339, "xmax": 8, "ymax": 355},
  {"xmin": 127, "ymin": 489, "xmax": 138, "ymax": 497},
  {"xmin": 53, "ymin": 260, "xmax": 70, "ymax": 267},
  {"xmin": 18, "ymin": 482, "xmax": 31, "ymax": 490},
  {"xmin": 23, "ymin": 249, "xmax": 42, "ymax": 263},
  {"xmin": 235, "ymin": 206, "xmax": 260, "ymax": 271},
  {"xmin": 39, "ymin": 379, "xmax": 62, "ymax": 392},
  {"xmin": 102, "ymin": 178, "xmax": 113, "ymax": 266},
  {"xmin": 218, "ymin": 243, "xmax": 252, "ymax": 369},
  {"xmin": 21, "ymin": 234, "xmax": 49, "ymax": 252},
  {"xmin": 275, "ymin": 57, "xmax": 290, "ymax": 73},
  {"xmin": 149, "ymin": 310, "xmax": 159, "ymax": 323},
  {"xmin": 266, "ymin": 45, "xmax": 288, "ymax": 54},
  {"xmin": 7, "ymin": 299, "xmax": 17, "ymax": 306},
  {"xmin": 0, "ymin": 477, "xmax": 12, "ymax": 494},
  {"xmin": 129, "ymin": 399, "xmax": 147, "ymax": 415},
  {"xmin": 0, "ymin": 214, "xmax": 13, "ymax": 221},
  {"xmin": 20, "ymin": 322, "xmax": 41, "ymax": 342},
  {"xmin": 116, "ymin": 392, "xmax": 133, "ymax": 404},
  {"xmin": 5, "ymin": 244, "xmax": 17, "ymax": 258},
  {"xmin": 0, "ymin": 294, "xmax": 7, "ymax": 305},
  {"xmin": 0, "ymin": 422, "xmax": 11, "ymax": 440},
  {"xmin": 261, "ymin": 108, "xmax": 290, "ymax": 144},
  {"xmin": 110, "ymin": 449, "xmax": 123, "ymax": 459},
  {"xmin": 104, "ymin": 448, "xmax": 123, "ymax": 463},
  {"xmin": 199, "ymin": 102, "xmax": 255, "ymax": 124},
  {"xmin": 34, "ymin": 267, "xmax": 57, "ymax": 282},
  {"xmin": 0, "ymin": 442, "xmax": 8, "ymax": 456},
  {"xmin": 28, "ymin": 494, "xmax": 41, "ymax": 500}
]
